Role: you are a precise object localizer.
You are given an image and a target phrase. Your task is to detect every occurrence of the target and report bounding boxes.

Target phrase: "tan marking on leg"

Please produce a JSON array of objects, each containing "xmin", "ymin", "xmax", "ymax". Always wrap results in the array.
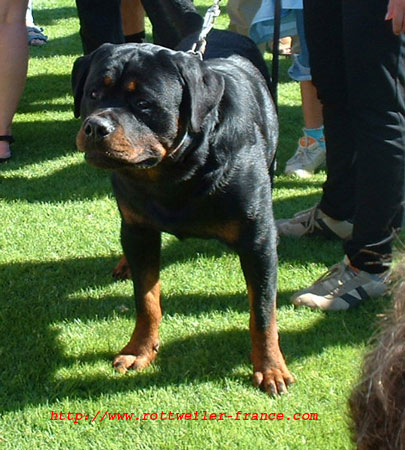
[
  {"xmin": 113, "ymin": 273, "xmax": 162, "ymax": 373},
  {"xmin": 112, "ymin": 255, "xmax": 132, "ymax": 280},
  {"xmin": 205, "ymin": 221, "xmax": 240, "ymax": 244},
  {"xmin": 247, "ymin": 285, "xmax": 294, "ymax": 395}
]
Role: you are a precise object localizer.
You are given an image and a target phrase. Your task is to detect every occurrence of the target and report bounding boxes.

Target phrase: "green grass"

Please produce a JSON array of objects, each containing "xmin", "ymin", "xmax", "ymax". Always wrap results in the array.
[{"xmin": 0, "ymin": 1, "xmax": 394, "ymax": 449}]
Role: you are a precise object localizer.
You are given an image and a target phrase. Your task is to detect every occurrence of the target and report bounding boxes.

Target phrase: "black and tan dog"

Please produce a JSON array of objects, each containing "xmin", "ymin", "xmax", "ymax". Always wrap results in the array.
[{"xmin": 72, "ymin": 9, "xmax": 293, "ymax": 395}]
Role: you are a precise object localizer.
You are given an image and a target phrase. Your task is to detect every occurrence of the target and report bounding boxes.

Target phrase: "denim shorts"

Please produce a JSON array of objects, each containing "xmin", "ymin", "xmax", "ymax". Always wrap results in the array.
[{"xmin": 288, "ymin": 10, "xmax": 312, "ymax": 82}]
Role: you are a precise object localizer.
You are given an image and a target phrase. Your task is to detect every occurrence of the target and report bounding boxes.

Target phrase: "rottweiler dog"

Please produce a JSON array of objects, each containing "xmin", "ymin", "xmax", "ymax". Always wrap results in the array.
[{"xmin": 72, "ymin": 9, "xmax": 293, "ymax": 396}]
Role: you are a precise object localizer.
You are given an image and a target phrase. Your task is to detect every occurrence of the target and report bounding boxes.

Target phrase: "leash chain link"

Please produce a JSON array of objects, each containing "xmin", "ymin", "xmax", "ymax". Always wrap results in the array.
[{"xmin": 188, "ymin": 0, "xmax": 221, "ymax": 59}]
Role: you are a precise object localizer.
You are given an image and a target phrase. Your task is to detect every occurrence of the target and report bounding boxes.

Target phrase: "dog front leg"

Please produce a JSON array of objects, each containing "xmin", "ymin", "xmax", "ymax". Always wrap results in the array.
[
  {"xmin": 237, "ymin": 235, "xmax": 294, "ymax": 395},
  {"xmin": 113, "ymin": 222, "xmax": 162, "ymax": 374}
]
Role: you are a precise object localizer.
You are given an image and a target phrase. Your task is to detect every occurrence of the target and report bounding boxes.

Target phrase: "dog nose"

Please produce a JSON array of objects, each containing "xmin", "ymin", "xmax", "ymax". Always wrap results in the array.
[{"xmin": 83, "ymin": 116, "xmax": 115, "ymax": 140}]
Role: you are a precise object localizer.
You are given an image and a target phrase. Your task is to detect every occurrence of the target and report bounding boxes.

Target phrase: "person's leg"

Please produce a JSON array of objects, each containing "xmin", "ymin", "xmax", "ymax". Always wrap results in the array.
[
  {"xmin": 121, "ymin": 0, "xmax": 145, "ymax": 43},
  {"xmin": 75, "ymin": 0, "xmax": 123, "ymax": 54},
  {"xmin": 342, "ymin": 0, "xmax": 405, "ymax": 273},
  {"xmin": 0, "ymin": 0, "xmax": 29, "ymax": 160},
  {"xmin": 284, "ymin": 9, "xmax": 326, "ymax": 178},
  {"xmin": 277, "ymin": 0, "xmax": 355, "ymax": 233},
  {"xmin": 300, "ymin": 81, "xmax": 323, "ymax": 129},
  {"xmin": 140, "ymin": 0, "xmax": 202, "ymax": 49},
  {"xmin": 227, "ymin": 0, "xmax": 261, "ymax": 37},
  {"xmin": 290, "ymin": 0, "xmax": 405, "ymax": 310},
  {"xmin": 304, "ymin": 0, "xmax": 356, "ymax": 221},
  {"xmin": 296, "ymin": 10, "xmax": 323, "ymax": 130},
  {"xmin": 277, "ymin": 1, "xmax": 355, "ymax": 236}
]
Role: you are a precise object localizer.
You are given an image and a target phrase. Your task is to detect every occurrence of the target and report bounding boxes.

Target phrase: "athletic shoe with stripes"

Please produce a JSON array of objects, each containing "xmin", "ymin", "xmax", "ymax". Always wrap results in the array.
[
  {"xmin": 276, "ymin": 204, "xmax": 353, "ymax": 240},
  {"xmin": 291, "ymin": 256, "xmax": 389, "ymax": 311}
]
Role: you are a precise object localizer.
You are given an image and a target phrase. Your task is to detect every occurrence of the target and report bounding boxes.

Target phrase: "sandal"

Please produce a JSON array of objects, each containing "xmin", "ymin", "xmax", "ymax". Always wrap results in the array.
[
  {"xmin": 27, "ymin": 26, "xmax": 48, "ymax": 46},
  {"xmin": 0, "ymin": 135, "xmax": 14, "ymax": 163}
]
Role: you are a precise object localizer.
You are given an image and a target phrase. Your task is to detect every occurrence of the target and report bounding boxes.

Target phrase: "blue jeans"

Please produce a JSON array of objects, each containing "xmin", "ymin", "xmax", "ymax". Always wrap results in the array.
[{"xmin": 304, "ymin": 0, "xmax": 405, "ymax": 272}]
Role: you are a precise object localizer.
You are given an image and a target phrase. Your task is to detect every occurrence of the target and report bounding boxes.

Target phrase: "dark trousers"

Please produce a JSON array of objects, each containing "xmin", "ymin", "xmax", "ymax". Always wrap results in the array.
[
  {"xmin": 75, "ymin": 0, "xmax": 202, "ymax": 54},
  {"xmin": 304, "ymin": 0, "xmax": 405, "ymax": 272},
  {"xmin": 75, "ymin": 0, "xmax": 123, "ymax": 54}
]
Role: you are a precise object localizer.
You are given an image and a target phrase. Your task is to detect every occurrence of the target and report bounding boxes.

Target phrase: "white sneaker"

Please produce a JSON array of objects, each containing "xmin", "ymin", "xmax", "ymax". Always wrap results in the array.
[
  {"xmin": 291, "ymin": 256, "xmax": 389, "ymax": 311},
  {"xmin": 285, "ymin": 135, "xmax": 326, "ymax": 178},
  {"xmin": 276, "ymin": 204, "xmax": 353, "ymax": 240}
]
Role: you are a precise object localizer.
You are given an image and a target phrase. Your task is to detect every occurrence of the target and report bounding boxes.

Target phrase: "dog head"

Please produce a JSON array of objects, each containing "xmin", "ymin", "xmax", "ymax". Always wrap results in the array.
[{"xmin": 72, "ymin": 43, "xmax": 225, "ymax": 170}]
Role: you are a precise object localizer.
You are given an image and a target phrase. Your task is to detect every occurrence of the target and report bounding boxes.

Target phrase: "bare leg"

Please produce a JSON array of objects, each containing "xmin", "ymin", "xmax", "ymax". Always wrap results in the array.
[
  {"xmin": 121, "ymin": 0, "xmax": 145, "ymax": 38},
  {"xmin": 301, "ymin": 80, "xmax": 323, "ymax": 129},
  {"xmin": 0, "ymin": 0, "xmax": 29, "ymax": 159},
  {"xmin": 284, "ymin": 80, "xmax": 325, "ymax": 177}
]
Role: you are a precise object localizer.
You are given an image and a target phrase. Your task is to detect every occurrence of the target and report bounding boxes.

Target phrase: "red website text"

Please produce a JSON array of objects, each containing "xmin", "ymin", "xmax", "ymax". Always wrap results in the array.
[{"xmin": 50, "ymin": 410, "xmax": 319, "ymax": 423}]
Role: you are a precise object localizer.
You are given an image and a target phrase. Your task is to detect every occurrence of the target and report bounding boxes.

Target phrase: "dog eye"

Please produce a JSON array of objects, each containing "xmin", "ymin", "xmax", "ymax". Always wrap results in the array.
[
  {"xmin": 135, "ymin": 99, "xmax": 151, "ymax": 110},
  {"xmin": 90, "ymin": 90, "xmax": 99, "ymax": 100}
]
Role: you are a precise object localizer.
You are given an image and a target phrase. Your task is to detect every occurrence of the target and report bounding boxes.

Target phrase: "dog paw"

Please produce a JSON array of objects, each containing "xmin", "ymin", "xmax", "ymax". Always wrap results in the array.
[
  {"xmin": 112, "ymin": 256, "xmax": 132, "ymax": 280},
  {"xmin": 113, "ymin": 354, "xmax": 152, "ymax": 374},
  {"xmin": 252, "ymin": 368, "xmax": 294, "ymax": 396}
]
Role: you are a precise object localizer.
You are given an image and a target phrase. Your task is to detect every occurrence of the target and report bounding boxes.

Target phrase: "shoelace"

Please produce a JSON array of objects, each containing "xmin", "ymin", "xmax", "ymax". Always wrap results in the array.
[
  {"xmin": 288, "ymin": 136, "xmax": 323, "ymax": 166},
  {"xmin": 288, "ymin": 148, "xmax": 305, "ymax": 164},
  {"xmin": 312, "ymin": 261, "xmax": 355, "ymax": 295},
  {"xmin": 289, "ymin": 205, "xmax": 320, "ymax": 233},
  {"xmin": 288, "ymin": 140, "xmax": 311, "ymax": 164}
]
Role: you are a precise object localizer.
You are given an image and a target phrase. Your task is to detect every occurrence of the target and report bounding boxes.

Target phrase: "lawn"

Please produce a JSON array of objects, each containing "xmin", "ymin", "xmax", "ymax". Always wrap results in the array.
[{"xmin": 0, "ymin": 1, "xmax": 394, "ymax": 449}]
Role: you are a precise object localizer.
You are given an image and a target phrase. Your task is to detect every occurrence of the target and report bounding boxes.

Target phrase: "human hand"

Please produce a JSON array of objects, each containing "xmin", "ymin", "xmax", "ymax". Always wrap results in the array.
[{"xmin": 386, "ymin": 0, "xmax": 405, "ymax": 35}]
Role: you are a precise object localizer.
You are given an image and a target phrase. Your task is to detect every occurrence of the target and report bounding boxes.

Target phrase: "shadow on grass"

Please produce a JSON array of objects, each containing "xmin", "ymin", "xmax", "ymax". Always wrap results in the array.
[
  {"xmin": 35, "ymin": 7, "xmax": 79, "ymax": 25},
  {"xmin": 0, "ymin": 240, "xmax": 387, "ymax": 412},
  {"xmin": 27, "ymin": 31, "xmax": 83, "ymax": 58},
  {"xmin": 0, "ymin": 117, "xmax": 115, "ymax": 202},
  {"xmin": 21, "ymin": 74, "xmax": 76, "ymax": 112},
  {"xmin": 0, "ymin": 157, "xmax": 112, "ymax": 202}
]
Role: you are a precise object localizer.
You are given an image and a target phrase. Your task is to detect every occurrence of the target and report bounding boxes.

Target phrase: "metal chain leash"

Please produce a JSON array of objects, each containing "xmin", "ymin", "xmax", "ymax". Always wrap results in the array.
[{"xmin": 188, "ymin": 0, "xmax": 221, "ymax": 59}]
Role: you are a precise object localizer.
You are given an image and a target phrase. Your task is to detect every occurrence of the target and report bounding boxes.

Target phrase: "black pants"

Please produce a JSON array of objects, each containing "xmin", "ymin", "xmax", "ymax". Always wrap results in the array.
[
  {"xmin": 75, "ymin": 0, "xmax": 123, "ymax": 54},
  {"xmin": 304, "ymin": 0, "xmax": 405, "ymax": 273},
  {"xmin": 75, "ymin": 0, "xmax": 202, "ymax": 54}
]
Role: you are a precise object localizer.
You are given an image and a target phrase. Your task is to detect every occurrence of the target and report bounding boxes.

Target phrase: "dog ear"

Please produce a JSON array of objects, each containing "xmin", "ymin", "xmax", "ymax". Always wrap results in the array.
[
  {"xmin": 71, "ymin": 54, "xmax": 93, "ymax": 118},
  {"xmin": 173, "ymin": 53, "xmax": 225, "ymax": 133}
]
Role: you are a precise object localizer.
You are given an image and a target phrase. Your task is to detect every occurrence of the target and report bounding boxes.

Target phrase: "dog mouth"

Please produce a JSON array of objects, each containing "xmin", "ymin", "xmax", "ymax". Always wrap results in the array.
[
  {"xmin": 76, "ymin": 126, "xmax": 165, "ymax": 170},
  {"xmin": 76, "ymin": 112, "xmax": 171, "ymax": 170},
  {"xmin": 84, "ymin": 149, "xmax": 161, "ymax": 169}
]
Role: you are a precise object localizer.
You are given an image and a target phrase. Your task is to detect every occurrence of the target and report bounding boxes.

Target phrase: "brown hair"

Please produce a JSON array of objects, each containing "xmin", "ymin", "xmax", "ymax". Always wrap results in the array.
[{"xmin": 349, "ymin": 258, "xmax": 405, "ymax": 449}]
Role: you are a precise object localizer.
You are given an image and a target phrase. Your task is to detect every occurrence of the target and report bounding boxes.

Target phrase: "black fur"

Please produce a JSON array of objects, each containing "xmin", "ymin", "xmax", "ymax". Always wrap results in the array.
[{"xmin": 71, "ymin": 8, "xmax": 292, "ymax": 395}]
